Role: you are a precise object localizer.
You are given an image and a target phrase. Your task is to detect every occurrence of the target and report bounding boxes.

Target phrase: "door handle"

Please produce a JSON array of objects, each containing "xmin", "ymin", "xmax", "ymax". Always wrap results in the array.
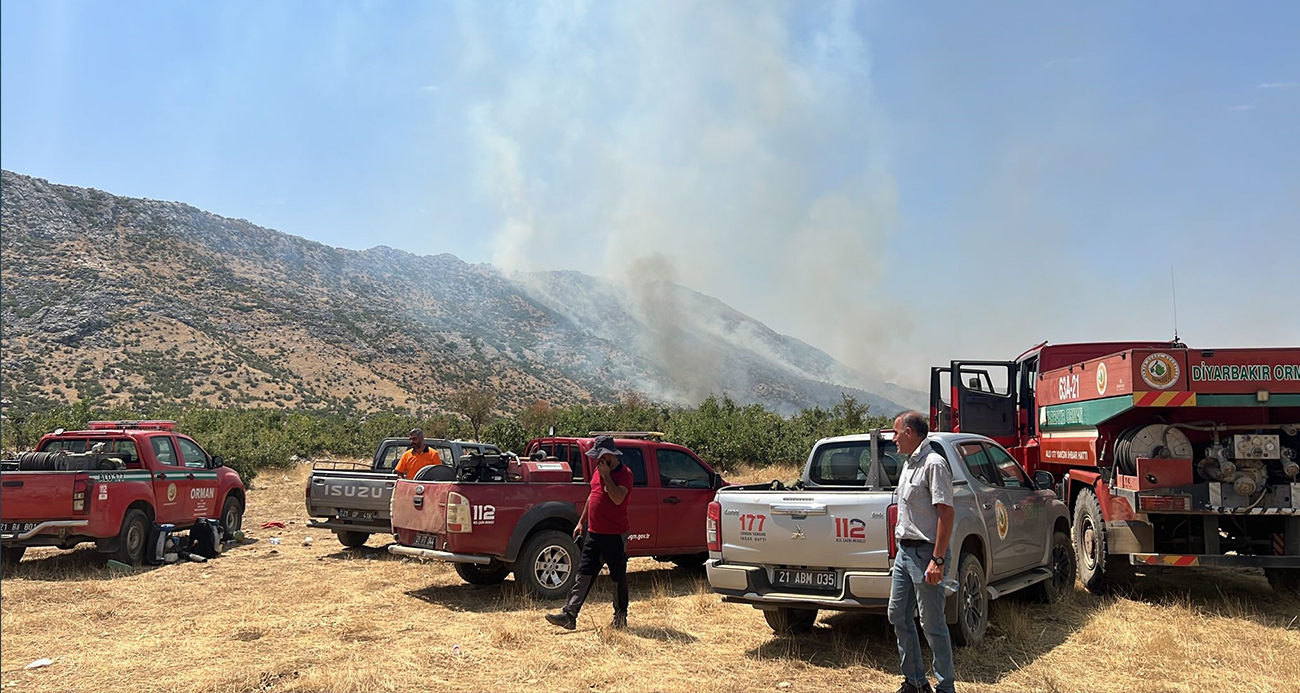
[
  {"xmin": 664, "ymin": 497, "xmax": 681, "ymax": 504},
  {"xmin": 981, "ymin": 503, "xmax": 991, "ymax": 510},
  {"xmin": 2, "ymin": 481, "xmax": 23, "ymax": 488},
  {"xmin": 157, "ymin": 473, "xmax": 167, "ymax": 480},
  {"xmin": 186, "ymin": 473, "xmax": 195, "ymax": 480}
]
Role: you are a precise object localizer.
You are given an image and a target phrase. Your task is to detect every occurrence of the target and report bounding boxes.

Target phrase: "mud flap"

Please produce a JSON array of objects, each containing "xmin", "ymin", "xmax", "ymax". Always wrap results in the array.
[{"xmin": 1106, "ymin": 520, "xmax": 1154, "ymax": 554}]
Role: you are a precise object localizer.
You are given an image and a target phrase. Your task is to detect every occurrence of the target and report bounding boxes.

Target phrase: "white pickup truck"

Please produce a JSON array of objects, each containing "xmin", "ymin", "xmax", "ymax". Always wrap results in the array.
[{"xmin": 706, "ymin": 431, "xmax": 1075, "ymax": 644}]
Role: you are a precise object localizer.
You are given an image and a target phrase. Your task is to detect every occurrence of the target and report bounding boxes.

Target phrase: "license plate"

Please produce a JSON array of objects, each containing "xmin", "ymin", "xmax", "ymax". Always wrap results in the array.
[
  {"xmin": 1, "ymin": 522, "xmax": 40, "ymax": 535},
  {"xmin": 774, "ymin": 569, "xmax": 839, "ymax": 590},
  {"xmin": 339, "ymin": 509, "xmax": 376, "ymax": 521},
  {"xmin": 413, "ymin": 533, "xmax": 440, "ymax": 549}
]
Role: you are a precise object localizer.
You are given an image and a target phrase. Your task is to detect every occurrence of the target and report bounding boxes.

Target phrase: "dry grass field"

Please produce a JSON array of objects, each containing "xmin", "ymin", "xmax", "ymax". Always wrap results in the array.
[{"xmin": 2, "ymin": 463, "xmax": 1298, "ymax": 693}]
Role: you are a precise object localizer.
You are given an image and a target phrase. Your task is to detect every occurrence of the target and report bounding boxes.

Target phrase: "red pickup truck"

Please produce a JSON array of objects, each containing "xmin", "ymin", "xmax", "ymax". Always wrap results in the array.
[
  {"xmin": 389, "ymin": 434, "xmax": 726, "ymax": 597},
  {"xmin": 0, "ymin": 421, "xmax": 246, "ymax": 567}
]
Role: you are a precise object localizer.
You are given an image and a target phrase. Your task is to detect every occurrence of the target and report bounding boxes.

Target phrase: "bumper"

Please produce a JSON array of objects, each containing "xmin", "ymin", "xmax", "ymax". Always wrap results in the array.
[
  {"xmin": 307, "ymin": 518, "xmax": 392, "ymax": 534},
  {"xmin": 1130, "ymin": 553, "xmax": 1300, "ymax": 568},
  {"xmin": 0, "ymin": 520, "xmax": 90, "ymax": 543},
  {"xmin": 387, "ymin": 544, "xmax": 492, "ymax": 564},
  {"xmin": 706, "ymin": 559, "xmax": 892, "ymax": 611}
]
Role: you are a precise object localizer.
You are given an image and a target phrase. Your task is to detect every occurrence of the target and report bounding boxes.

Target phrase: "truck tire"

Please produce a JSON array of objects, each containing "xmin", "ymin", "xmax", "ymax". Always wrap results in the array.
[
  {"xmin": 220, "ymin": 495, "xmax": 244, "ymax": 541},
  {"xmin": 951, "ymin": 551, "xmax": 988, "ymax": 646},
  {"xmin": 670, "ymin": 553, "xmax": 708, "ymax": 569},
  {"xmin": 515, "ymin": 530, "xmax": 579, "ymax": 599},
  {"xmin": 112, "ymin": 509, "xmax": 149, "ymax": 567},
  {"xmin": 1, "ymin": 546, "xmax": 25, "ymax": 568},
  {"xmin": 1074, "ymin": 488, "xmax": 1132, "ymax": 593},
  {"xmin": 1025, "ymin": 530, "xmax": 1076, "ymax": 603},
  {"xmin": 337, "ymin": 531, "xmax": 371, "ymax": 548},
  {"xmin": 763, "ymin": 607, "xmax": 818, "ymax": 635},
  {"xmin": 1266, "ymin": 568, "xmax": 1300, "ymax": 596},
  {"xmin": 456, "ymin": 560, "xmax": 511, "ymax": 585}
]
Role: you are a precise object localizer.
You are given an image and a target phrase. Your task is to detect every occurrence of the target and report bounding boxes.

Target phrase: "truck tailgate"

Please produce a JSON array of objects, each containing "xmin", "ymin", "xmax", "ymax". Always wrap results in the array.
[
  {"xmin": 0, "ymin": 471, "xmax": 78, "ymax": 522},
  {"xmin": 391, "ymin": 480, "xmax": 449, "ymax": 537},
  {"xmin": 717, "ymin": 490, "xmax": 895, "ymax": 571},
  {"xmin": 307, "ymin": 470, "xmax": 397, "ymax": 517}
]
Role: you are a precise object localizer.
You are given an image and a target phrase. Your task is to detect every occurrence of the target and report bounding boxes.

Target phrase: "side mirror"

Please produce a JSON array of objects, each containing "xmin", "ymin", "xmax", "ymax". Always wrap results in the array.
[
  {"xmin": 211, "ymin": 455, "xmax": 225, "ymax": 469},
  {"xmin": 1034, "ymin": 470, "xmax": 1055, "ymax": 492}
]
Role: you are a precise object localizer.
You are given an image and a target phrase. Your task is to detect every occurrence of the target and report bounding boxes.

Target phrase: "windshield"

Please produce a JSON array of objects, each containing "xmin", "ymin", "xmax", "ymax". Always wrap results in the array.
[{"xmin": 808, "ymin": 439, "xmax": 904, "ymax": 488}]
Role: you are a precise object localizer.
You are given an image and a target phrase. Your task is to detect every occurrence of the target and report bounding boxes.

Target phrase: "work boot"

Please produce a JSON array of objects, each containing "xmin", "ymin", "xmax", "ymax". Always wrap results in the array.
[
  {"xmin": 545, "ymin": 611, "xmax": 576, "ymax": 630},
  {"xmin": 611, "ymin": 612, "xmax": 628, "ymax": 630},
  {"xmin": 895, "ymin": 680, "xmax": 933, "ymax": 693}
]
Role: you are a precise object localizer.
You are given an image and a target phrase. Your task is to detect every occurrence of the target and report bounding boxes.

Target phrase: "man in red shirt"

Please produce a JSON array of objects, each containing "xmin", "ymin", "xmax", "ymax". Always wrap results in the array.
[{"xmin": 546, "ymin": 435, "xmax": 633, "ymax": 630}]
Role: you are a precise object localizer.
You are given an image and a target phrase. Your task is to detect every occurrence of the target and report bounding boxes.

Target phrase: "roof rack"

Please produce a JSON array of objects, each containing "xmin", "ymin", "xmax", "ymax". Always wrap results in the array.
[
  {"xmin": 587, "ymin": 431, "xmax": 665, "ymax": 439},
  {"xmin": 87, "ymin": 420, "xmax": 177, "ymax": 431}
]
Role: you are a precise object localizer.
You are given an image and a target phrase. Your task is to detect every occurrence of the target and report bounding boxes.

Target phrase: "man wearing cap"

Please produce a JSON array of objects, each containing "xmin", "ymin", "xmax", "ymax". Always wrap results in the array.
[
  {"xmin": 546, "ymin": 435, "xmax": 634, "ymax": 630},
  {"xmin": 394, "ymin": 429, "xmax": 442, "ymax": 480}
]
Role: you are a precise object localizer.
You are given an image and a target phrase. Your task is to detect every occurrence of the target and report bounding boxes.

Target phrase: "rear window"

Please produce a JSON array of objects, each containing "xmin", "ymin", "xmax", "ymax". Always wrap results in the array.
[
  {"xmin": 808, "ymin": 439, "xmax": 903, "ymax": 487},
  {"xmin": 39, "ymin": 438, "xmax": 141, "ymax": 467}
]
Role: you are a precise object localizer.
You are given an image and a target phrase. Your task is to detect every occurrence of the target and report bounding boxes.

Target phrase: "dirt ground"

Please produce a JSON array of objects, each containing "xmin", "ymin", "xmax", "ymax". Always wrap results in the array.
[{"xmin": 2, "ymin": 463, "xmax": 1298, "ymax": 693}]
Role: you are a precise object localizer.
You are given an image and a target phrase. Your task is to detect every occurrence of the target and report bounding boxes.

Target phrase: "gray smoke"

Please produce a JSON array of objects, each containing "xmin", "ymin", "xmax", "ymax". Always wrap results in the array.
[{"xmin": 455, "ymin": 0, "xmax": 912, "ymax": 396}]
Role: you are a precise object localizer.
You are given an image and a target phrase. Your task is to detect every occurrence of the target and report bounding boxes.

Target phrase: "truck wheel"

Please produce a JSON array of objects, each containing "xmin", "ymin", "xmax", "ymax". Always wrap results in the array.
[
  {"xmin": 337, "ymin": 531, "xmax": 371, "ymax": 548},
  {"xmin": 951, "ymin": 552, "xmax": 988, "ymax": 646},
  {"xmin": 1266, "ymin": 568, "xmax": 1300, "ymax": 596},
  {"xmin": 763, "ymin": 607, "xmax": 818, "ymax": 635},
  {"xmin": 670, "ymin": 553, "xmax": 708, "ymax": 569},
  {"xmin": 220, "ymin": 495, "xmax": 244, "ymax": 541},
  {"xmin": 1074, "ymin": 488, "xmax": 1131, "ymax": 593},
  {"xmin": 456, "ymin": 560, "xmax": 511, "ymax": 585},
  {"xmin": 1026, "ymin": 530, "xmax": 1076, "ymax": 603},
  {"xmin": 1, "ymin": 546, "xmax": 26, "ymax": 568},
  {"xmin": 112, "ymin": 509, "xmax": 149, "ymax": 567},
  {"xmin": 516, "ymin": 530, "xmax": 579, "ymax": 599}
]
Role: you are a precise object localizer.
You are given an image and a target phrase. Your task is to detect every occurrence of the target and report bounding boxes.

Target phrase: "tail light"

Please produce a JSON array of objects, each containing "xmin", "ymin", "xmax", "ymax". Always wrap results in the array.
[
  {"xmin": 1138, "ymin": 495, "xmax": 1192, "ymax": 512},
  {"xmin": 447, "ymin": 491, "xmax": 471, "ymax": 533},
  {"xmin": 887, "ymin": 503, "xmax": 898, "ymax": 559},
  {"xmin": 706, "ymin": 501, "xmax": 721, "ymax": 552},
  {"xmin": 73, "ymin": 478, "xmax": 93, "ymax": 516}
]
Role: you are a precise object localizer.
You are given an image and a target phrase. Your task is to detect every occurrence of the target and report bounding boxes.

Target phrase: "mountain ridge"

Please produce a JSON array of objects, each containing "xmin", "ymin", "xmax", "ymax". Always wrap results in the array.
[{"xmin": 0, "ymin": 170, "xmax": 925, "ymax": 416}]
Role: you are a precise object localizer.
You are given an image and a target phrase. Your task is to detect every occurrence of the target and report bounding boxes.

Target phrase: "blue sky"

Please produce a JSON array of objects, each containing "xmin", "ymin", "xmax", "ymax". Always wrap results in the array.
[{"xmin": 3, "ymin": 1, "xmax": 1297, "ymax": 387}]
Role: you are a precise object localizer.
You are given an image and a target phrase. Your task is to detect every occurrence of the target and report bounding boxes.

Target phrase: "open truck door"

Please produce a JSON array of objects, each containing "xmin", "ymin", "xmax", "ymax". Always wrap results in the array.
[
  {"xmin": 930, "ymin": 367, "xmax": 953, "ymax": 432},
  {"xmin": 948, "ymin": 360, "xmax": 1018, "ymax": 443}
]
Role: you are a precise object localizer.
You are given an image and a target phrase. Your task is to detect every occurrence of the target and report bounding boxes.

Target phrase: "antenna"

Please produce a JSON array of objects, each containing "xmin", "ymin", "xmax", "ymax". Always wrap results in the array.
[{"xmin": 1170, "ymin": 267, "xmax": 1179, "ymax": 342}]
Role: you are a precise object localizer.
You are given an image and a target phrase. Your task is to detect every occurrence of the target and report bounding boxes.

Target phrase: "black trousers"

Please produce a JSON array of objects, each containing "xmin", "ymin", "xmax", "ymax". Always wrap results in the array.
[{"xmin": 562, "ymin": 532, "xmax": 629, "ymax": 617}]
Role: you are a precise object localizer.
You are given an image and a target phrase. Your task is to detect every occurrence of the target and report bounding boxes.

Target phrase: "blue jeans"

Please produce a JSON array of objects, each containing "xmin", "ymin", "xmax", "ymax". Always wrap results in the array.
[{"xmin": 888, "ymin": 543, "xmax": 955, "ymax": 693}]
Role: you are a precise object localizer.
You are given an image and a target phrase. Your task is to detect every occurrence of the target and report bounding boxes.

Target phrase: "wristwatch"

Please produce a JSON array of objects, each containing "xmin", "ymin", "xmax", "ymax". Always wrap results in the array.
[{"xmin": 932, "ymin": 556, "xmax": 945, "ymax": 566}]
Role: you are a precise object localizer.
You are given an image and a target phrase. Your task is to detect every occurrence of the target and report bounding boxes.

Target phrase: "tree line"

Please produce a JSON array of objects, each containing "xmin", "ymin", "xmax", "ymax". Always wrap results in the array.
[{"xmin": 0, "ymin": 392, "xmax": 892, "ymax": 484}]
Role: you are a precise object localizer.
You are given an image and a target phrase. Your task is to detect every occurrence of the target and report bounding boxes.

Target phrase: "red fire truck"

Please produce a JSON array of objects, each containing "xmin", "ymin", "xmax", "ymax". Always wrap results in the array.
[{"xmin": 930, "ymin": 340, "xmax": 1300, "ymax": 594}]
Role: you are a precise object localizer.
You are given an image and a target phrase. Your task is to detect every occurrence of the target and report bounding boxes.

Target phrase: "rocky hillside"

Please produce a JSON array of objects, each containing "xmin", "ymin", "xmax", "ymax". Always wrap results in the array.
[{"xmin": 0, "ymin": 171, "xmax": 923, "ymax": 416}]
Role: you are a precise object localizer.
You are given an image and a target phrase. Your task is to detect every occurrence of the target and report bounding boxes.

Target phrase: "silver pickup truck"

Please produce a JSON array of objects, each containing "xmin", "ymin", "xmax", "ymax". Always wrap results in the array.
[
  {"xmin": 706, "ymin": 431, "xmax": 1074, "ymax": 645},
  {"xmin": 305, "ymin": 438, "xmax": 500, "ymax": 548}
]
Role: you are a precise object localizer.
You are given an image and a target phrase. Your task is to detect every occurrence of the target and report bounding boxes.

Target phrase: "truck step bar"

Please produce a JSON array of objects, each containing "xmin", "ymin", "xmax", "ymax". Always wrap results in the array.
[
  {"xmin": 388, "ymin": 544, "xmax": 492, "ymax": 564},
  {"xmin": 986, "ymin": 567, "xmax": 1052, "ymax": 599},
  {"xmin": 1130, "ymin": 553, "xmax": 1300, "ymax": 568}
]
